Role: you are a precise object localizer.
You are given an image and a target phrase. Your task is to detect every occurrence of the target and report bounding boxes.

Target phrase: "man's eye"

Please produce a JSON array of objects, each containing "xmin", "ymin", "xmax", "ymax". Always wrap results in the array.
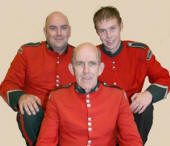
[
  {"xmin": 89, "ymin": 62, "xmax": 96, "ymax": 66},
  {"xmin": 76, "ymin": 62, "xmax": 83, "ymax": 66},
  {"xmin": 61, "ymin": 25, "xmax": 68, "ymax": 30},
  {"xmin": 99, "ymin": 29, "xmax": 106, "ymax": 33},
  {"xmin": 49, "ymin": 26, "xmax": 56, "ymax": 30},
  {"xmin": 110, "ymin": 27, "xmax": 115, "ymax": 31}
]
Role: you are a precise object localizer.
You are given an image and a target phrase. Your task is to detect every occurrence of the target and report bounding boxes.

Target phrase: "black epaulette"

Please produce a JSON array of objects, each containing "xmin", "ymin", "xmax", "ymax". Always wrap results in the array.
[
  {"xmin": 127, "ymin": 42, "xmax": 147, "ymax": 50},
  {"xmin": 23, "ymin": 42, "xmax": 41, "ymax": 47},
  {"xmin": 102, "ymin": 82, "xmax": 122, "ymax": 90},
  {"xmin": 52, "ymin": 83, "xmax": 73, "ymax": 92}
]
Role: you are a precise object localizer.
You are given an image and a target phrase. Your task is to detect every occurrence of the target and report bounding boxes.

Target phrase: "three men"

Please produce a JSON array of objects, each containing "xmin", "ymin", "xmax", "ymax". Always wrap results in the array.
[
  {"xmin": 0, "ymin": 11, "xmax": 75, "ymax": 145},
  {"xmin": 93, "ymin": 6, "xmax": 170, "ymax": 144},
  {"xmin": 36, "ymin": 43, "xmax": 143, "ymax": 146}
]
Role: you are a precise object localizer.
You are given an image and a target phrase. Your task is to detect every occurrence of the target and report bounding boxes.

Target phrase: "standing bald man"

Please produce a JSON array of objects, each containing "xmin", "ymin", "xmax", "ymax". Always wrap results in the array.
[
  {"xmin": 0, "ymin": 11, "xmax": 75, "ymax": 146},
  {"xmin": 36, "ymin": 43, "xmax": 142, "ymax": 146}
]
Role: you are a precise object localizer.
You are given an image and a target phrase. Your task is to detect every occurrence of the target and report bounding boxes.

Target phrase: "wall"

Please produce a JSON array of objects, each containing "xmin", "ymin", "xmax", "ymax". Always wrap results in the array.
[{"xmin": 0, "ymin": 0, "xmax": 169, "ymax": 145}]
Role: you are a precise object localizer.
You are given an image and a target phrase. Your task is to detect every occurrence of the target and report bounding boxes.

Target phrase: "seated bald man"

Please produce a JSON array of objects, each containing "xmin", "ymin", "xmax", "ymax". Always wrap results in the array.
[{"xmin": 36, "ymin": 43, "xmax": 142, "ymax": 146}]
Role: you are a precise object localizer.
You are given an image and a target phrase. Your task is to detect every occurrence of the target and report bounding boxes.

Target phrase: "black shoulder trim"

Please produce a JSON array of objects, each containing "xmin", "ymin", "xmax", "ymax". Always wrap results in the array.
[
  {"xmin": 61, "ymin": 83, "xmax": 73, "ymax": 88},
  {"xmin": 52, "ymin": 83, "xmax": 73, "ymax": 92},
  {"xmin": 23, "ymin": 42, "xmax": 41, "ymax": 47},
  {"xmin": 102, "ymin": 82, "xmax": 122, "ymax": 90},
  {"xmin": 127, "ymin": 42, "xmax": 147, "ymax": 50},
  {"xmin": 146, "ymin": 50, "xmax": 152, "ymax": 60}
]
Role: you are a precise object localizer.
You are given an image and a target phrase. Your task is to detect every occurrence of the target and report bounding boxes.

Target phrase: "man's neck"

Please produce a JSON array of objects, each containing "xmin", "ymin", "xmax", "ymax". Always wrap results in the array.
[
  {"xmin": 105, "ymin": 41, "xmax": 121, "ymax": 54},
  {"xmin": 53, "ymin": 46, "xmax": 67, "ymax": 55}
]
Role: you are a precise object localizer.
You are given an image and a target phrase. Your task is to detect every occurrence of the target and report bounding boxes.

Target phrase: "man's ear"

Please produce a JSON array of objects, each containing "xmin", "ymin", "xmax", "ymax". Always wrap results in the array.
[
  {"xmin": 43, "ymin": 27, "xmax": 47, "ymax": 36},
  {"xmin": 68, "ymin": 63, "xmax": 74, "ymax": 76},
  {"xmin": 120, "ymin": 22, "xmax": 123, "ymax": 31},
  {"xmin": 98, "ymin": 62, "xmax": 104, "ymax": 76}
]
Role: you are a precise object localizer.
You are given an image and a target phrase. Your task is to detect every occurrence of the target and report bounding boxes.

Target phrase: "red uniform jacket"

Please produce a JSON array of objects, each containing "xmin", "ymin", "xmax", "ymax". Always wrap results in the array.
[
  {"xmin": 36, "ymin": 83, "xmax": 142, "ymax": 146},
  {"xmin": 0, "ymin": 41, "xmax": 75, "ymax": 110},
  {"xmin": 98, "ymin": 41, "xmax": 170, "ymax": 103}
]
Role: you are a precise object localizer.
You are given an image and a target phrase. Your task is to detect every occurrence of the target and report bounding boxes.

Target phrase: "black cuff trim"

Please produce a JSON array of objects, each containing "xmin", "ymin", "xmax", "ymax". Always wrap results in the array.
[
  {"xmin": 8, "ymin": 91, "xmax": 25, "ymax": 111},
  {"xmin": 146, "ymin": 84, "xmax": 168, "ymax": 103}
]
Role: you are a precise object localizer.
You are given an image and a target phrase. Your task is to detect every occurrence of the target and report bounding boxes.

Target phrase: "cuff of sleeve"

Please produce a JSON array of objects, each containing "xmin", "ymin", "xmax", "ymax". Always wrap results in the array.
[
  {"xmin": 8, "ymin": 90, "xmax": 25, "ymax": 111},
  {"xmin": 146, "ymin": 84, "xmax": 168, "ymax": 103}
]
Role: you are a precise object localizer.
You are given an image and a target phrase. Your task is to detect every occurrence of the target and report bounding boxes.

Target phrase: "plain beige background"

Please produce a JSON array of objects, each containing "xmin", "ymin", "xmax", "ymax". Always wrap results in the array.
[{"xmin": 0, "ymin": 0, "xmax": 169, "ymax": 145}]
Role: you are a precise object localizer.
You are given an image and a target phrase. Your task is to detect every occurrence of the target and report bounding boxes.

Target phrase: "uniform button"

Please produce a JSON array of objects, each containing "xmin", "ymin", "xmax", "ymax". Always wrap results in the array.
[
  {"xmin": 56, "ymin": 84, "xmax": 59, "ymax": 87},
  {"xmin": 88, "ymin": 140, "xmax": 92, "ymax": 144},
  {"xmin": 88, "ymin": 127, "xmax": 92, "ymax": 132},
  {"xmin": 113, "ymin": 82, "xmax": 117, "ymax": 85},
  {"xmin": 87, "ymin": 145, "xmax": 90, "ymax": 146},
  {"xmin": 112, "ymin": 61, "xmax": 115, "ymax": 64},
  {"xmin": 86, "ymin": 94, "xmax": 90, "ymax": 98},
  {"xmin": 56, "ymin": 75, "xmax": 60, "ymax": 78},
  {"xmin": 112, "ymin": 66, "xmax": 115, "ymax": 69},
  {"xmin": 56, "ymin": 80, "xmax": 59, "ymax": 83},
  {"xmin": 56, "ymin": 61, "xmax": 60, "ymax": 64},
  {"xmin": 88, "ymin": 117, "xmax": 92, "ymax": 121},
  {"xmin": 88, "ymin": 122, "xmax": 92, "ymax": 126},
  {"xmin": 86, "ymin": 99, "xmax": 90, "ymax": 103},
  {"xmin": 87, "ymin": 104, "xmax": 91, "ymax": 108}
]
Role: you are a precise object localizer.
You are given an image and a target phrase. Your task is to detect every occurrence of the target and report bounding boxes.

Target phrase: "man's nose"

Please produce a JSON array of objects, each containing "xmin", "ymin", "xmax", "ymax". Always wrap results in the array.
[
  {"xmin": 106, "ymin": 31, "xmax": 112, "ymax": 38},
  {"xmin": 56, "ymin": 28, "xmax": 62, "ymax": 35},
  {"xmin": 83, "ymin": 64, "xmax": 89, "ymax": 73}
]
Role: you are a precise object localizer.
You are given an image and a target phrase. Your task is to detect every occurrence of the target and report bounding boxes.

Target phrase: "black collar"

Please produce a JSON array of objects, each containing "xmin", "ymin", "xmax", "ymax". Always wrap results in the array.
[
  {"xmin": 45, "ymin": 41, "xmax": 68, "ymax": 54},
  {"xmin": 101, "ymin": 41, "xmax": 123, "ymax": 58},
  {"xmin": 75, "ymin": 81, "xmax": 100, "ymax": 94}
]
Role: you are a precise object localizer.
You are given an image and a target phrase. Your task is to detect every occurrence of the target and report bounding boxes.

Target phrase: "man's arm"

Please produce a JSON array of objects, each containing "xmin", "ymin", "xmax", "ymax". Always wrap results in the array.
[
  {"xmin": 117, "ymin": 91, "xmax": 143, "ymax": 146},
  {"xmin": 130, "ymin": 47, "xmax": 170, "ymax": 113},
  {"xmin": 0, "ymin": 47, "xmax": 41, "ymax": 114},
  {"xmin": 36, "ymin": 93, "xmax": 59, "ymax": 146}
]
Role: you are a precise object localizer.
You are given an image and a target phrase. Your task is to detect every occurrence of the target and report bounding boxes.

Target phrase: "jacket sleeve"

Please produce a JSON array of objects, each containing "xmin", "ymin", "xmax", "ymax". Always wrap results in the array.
[
  {"xmin": 0, "ymin": 47, "xmax": 26, "ymax": 111},
  {"xmin": 117, "ymin": 91, "xmax": 143, "ymax": 146},
  {"xmin": 36, "ymin": 93, "xmax": 59, "ymax": 146},
  {"xmin": 144, "ymin": 47, "xmax": 170, "ymax": 103}
]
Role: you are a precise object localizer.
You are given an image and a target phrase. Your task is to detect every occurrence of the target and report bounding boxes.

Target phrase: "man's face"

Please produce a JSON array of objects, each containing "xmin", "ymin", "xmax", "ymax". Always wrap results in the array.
[
  {"xmin": 69, "ymin": 44, "xmax": 104, "ymax": 93},
  {"xmin": 96, "ymin": 18, "xmax": 122, "ymax": 51},
  {"xmin": 44, "ymin": 13, "xmax": 71, "ymax": 53}
]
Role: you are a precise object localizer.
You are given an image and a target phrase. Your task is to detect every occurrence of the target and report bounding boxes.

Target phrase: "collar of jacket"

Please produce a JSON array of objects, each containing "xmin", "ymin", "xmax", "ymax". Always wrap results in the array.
[
  {"xmin": 75, "ymin": 81, "xmax": 100, "ymax": 94},
  {"xmin": 101, "ymin": 41, "xmax": 123, "ymax": 58},
  {"xmin": 45, "ymin": 41, "xmax": 68, "ymax": 54}
]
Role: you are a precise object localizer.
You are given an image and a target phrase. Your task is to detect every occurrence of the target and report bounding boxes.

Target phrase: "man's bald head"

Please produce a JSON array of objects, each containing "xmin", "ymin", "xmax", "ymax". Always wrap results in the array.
[
  {"xmin": 72, "ymin": 42, "xmax": 101, "ymax": 65},
  {"xmin": 45, "ymin": 11, "xmax": 69, "ymax": 28}
]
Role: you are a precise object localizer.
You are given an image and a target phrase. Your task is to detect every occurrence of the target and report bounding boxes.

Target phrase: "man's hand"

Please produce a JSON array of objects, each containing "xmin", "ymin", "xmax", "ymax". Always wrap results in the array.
[
  {"xmin": 130, "ymin": 91, "xmax": 152, "ymax": 114},
  {"xmin": 18, "ymin": 94, "xmax": 41, "ymax": 115}
]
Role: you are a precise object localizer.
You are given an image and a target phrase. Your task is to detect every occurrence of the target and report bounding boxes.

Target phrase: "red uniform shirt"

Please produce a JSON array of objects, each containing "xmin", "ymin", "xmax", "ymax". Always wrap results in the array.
[
  {"xmin": 98, "ymin": 41, "xmax": 170, "ymax": 103},
  {"xmin": 36, "ymin": 83, "xmax": 142, "ymax": 146},
  {"xmin": 0, "ymin": 41, "xmax": 75, "ymax": 110}
]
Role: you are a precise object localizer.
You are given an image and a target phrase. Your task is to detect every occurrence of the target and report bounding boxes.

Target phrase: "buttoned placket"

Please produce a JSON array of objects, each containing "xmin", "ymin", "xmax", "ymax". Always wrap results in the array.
[
  {"xmin": 86, "ymin": 93, "xmax": 92, "ymax": 146},
  {"xmin": 56, "ymin": 56, "xmax": 60, "ymax": 87},
  {"xmin": 112, "ymin": 60, "xmax": 117, "ymax": 86}
]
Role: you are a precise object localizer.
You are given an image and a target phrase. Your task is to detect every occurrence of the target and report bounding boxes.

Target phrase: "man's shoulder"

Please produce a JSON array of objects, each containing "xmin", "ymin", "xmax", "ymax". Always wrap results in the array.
[
  {"xmin": 124, "ymin": 40, "xmax": 148, "ymax": 50},
  {"xmin": 102, "ymin": 82, "xmax": 123, "ymax": 91},
  {"xmin": 23, "ymin": 42, "xmax": 42, "ymax": 47},
  {"xmin": 51, "ymin": 83, "xmax": 73, "ymax": 93},
  {"xmin": 49, "ymin": 83, "xmax": 74, "ymax": 101},
  {"xmin": 101, "ymin": 82, "xmax": 127, "ymax": 100},
  {"xmin": 17, "ymin": 41, "xmax": 44, "ymax": 54}
]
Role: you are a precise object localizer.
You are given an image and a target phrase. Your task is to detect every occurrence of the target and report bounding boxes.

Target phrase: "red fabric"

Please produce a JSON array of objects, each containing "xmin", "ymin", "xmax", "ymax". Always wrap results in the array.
[
  {"xmin": 0, "ymin": 42, "xmax": 75, "ymax": 109},
  {"xmin": 36, "ymin": 83, "xmax": 142, "ymax": 146},
  {"xmin": 98, "ymin": 41, "xmax": 170, "ymax": 102}
]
